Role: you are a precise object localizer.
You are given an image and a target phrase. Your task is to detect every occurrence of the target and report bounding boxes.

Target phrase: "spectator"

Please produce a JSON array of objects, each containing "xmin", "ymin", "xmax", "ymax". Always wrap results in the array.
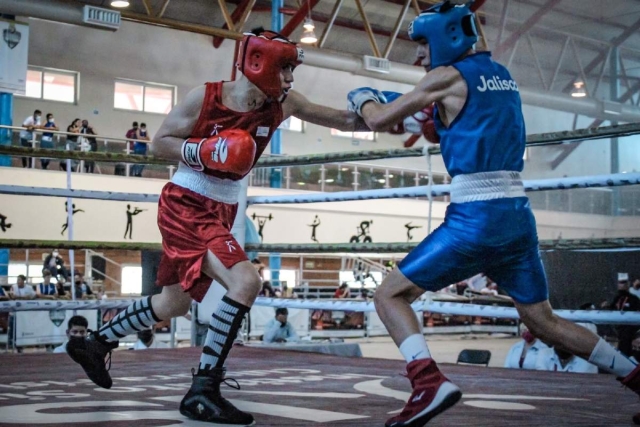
[
  {"xmin": 20, "ymin": 109, "xmax": 42, "ymax": 168},
  {"xmin": 40, "ymin": 113, "xmax": 59, "ymax": 170},
  {"xmin": 263, "ymin": 308, "xmax": 299, "ymax": 343},
  {"xmin": 504, "ymin": 324, "xmax": 549, "ymax": 370},
  {"xmin": 535, "ymin": 325, "xmax": 599, "ymax": 373},
  {"xmin": 630, "ymin": 278, "xmax": 640, "ymax": 299},
  {"xmin": 10, "ymin": 275, "xmax": 36, "ymax": 300},
  {"xmin": 73, "ymin": 273, "xmax": 95, "ymax": 300},
  {"xmin": 36, "ymin": 269, "xmax": 57, "ymax": 299},
  {"xmin": 133, "ymin": 329, "xmax": 169, "ymax": 350},
  {"xmin": 0, "ymin": 286, "xmax": 9, "ymax": 301},
  {"xmin": 53, "ymin": 315, "xmax": 88, "ymax": 354},
  {"xmin": 55, "ymin": 277, "xmax": 69, "ymax": 299},
  {"xmin": 80, "ymin": 119, "xmax": 98, "ymax": 173},
  {"xmin": 259, "ymin": 280, "xmax": 276, "ymax": 298},
  {"xmin": 43, "ymin": 249, "xmax": 69, "ymax": 281},
  {"xmin": 61, "ymin": 118, "xmax": 81, "ymax": 171},
  {"xmin": 335, "ymin": 283, "xmax": 351, "ymax": 299},
  {"xmin": 131, "ymin": 122, "xmax": 151, "ymax": 177},
  {"xmin": 607, "ymin": 273, "xmax": 640, "ymax": 357}
]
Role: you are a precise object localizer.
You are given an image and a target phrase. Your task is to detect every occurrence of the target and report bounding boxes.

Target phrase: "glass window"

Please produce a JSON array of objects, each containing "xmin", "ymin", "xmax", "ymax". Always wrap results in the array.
[
  {"xmin": 262, "ymin": 269, "xmax": 297, "ymax": 288},
  {"xmin": 8, "ymin": 263, "xmax": 44, "ymax": 284},
  {"xmin": 23, "ymin": 67, "xmax": 78, "ymax": 103},
  {"xmin": 121, "ymin": 265, "xmax": 142, "ymax": 295},
  {"xmin": 279, "ymin": 116, "xmax": 303, "ymax": 132},
  {"xmin": 331, "ymin": 129, "xmax": 375, "ymax": 141},
  {"xmin": 114, "ymin": 79, "xmax": 175, "ymax": 114}
]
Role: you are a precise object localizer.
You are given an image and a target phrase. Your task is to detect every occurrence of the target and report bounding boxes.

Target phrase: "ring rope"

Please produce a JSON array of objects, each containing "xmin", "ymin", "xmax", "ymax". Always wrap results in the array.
[
  {"xmin": 0, "ymin": 122, "xmax": 639, "ymax": 168},
  {"xmin": 2, "ymin": 172, "xmax": 638, "ymax": 205},
  {"xmin": 1, "ymin": 237, "xmax": 639, "ymax": 252},
  {"xmin": 2, "ymin": 297, "xmax": 640, "ymax": 325},
  {"xmin": 247, "ymin": 172, "xmax": 640, "ymax": 205}
]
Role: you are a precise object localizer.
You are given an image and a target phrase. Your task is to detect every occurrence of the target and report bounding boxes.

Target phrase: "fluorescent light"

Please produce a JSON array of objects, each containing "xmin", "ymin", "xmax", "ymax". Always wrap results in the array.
[{"xmin": 110, "ymin": 0, "xmax": 130, "ymax": 7}]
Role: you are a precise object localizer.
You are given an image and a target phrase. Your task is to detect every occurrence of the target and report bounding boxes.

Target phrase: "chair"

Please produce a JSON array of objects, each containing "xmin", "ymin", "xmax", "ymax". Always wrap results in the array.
[{"xmin": 456, "ymin": 349, "xmax": 491, "ymax": 367}]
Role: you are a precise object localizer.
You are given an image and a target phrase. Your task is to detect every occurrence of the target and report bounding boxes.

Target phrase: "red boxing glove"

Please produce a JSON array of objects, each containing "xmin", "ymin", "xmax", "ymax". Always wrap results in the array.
[
  {"xmin": 181, "ymin": 129, "xmax": 257, "ymax": 177},
  {"xmin": 421, "ymin": 104, "xmax": 439, "ymax": 144},
  {"xmin": 388, "ymin": 104, "xmax": 440, "ymax": 144}
]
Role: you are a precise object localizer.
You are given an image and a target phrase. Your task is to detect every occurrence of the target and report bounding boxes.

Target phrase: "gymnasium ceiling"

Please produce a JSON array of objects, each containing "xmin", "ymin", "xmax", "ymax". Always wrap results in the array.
[{"xmin": 74, "ymin": 0, "xmax": 640, "ymax": 109}]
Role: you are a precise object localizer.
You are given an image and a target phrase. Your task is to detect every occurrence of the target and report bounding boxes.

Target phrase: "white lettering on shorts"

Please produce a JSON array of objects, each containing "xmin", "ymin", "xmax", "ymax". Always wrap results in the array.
[{"xmin": 225, "ymin": 240, "xmax": 237, "ymax": 252}]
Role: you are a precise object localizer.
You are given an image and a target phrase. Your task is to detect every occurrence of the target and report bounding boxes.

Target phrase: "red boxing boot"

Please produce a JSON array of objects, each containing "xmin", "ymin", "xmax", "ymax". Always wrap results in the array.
[{"xmin": 386, "ymin": 359, "xmax": 462, "ymax": 427}]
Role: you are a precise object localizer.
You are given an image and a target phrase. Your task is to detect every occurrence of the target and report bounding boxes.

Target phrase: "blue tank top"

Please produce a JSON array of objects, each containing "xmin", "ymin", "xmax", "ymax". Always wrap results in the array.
[{"xmin": 434, "ymin": 52, "xmax": 526, "ymax": 177}]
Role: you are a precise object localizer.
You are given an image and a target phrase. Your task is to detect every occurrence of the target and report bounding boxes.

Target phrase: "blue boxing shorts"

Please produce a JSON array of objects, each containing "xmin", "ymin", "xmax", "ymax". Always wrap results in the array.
[{"xmin": 398, "ymin": 197, "xmax": 548, "ymax": 304}]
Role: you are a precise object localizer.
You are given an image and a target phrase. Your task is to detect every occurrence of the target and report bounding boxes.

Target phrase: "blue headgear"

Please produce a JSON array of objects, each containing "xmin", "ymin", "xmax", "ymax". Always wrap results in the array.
[{"xmin": 408, "ymin": 1, "xmax": 478, "ymax": 69}]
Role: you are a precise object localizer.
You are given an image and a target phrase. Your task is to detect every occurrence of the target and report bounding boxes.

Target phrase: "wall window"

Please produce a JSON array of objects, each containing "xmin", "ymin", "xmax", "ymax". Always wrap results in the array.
[
  {"xmin": 114, "ymin": 79, "xmax": 175, "ymax": 114},
  {"xmin": 339, "ymin": 270, "xmax": 382, "ymax": 289},
  {"xmin": 7, "ymin": 263, "xmax": 44, "ymax": 285},
  {"xmin": 24, "ymin": 66, "xmax": 78, "ymax": 103},
  {"xmin": 279, "ymin": 116, "xmax": 303, "ymax": 132},
  {"xmin": 121, "ymin": 265, "xmax": 142, "ymax": 295},
  {"xmin": 262, "ymin": 269, "xmax": 297, "ymax": 288},
  {"xmin": 331, "ymin": 129, "xmax": 375, "ymax": 141}
]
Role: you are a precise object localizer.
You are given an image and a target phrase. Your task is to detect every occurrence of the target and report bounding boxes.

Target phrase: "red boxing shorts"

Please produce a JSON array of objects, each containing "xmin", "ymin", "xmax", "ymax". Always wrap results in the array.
[{"xmin": 156, "ymin": 182, "xmax": 248, "ymax": 302}]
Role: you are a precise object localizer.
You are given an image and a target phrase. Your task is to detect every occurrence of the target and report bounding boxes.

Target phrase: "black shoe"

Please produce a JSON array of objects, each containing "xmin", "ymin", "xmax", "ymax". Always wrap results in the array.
[
  {"xmin": 180, "ymin": 367, "xmax": 254, "ymax": 425},
  {"xmin": 66, "ymin": 331, "xmax": 119, "ymax": 389}
]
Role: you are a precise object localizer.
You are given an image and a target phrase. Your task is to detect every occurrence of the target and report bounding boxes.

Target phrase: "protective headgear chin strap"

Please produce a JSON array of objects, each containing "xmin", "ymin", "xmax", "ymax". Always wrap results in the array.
[
  {"xmin": 408, "ymin": 1, "xmax": 478, "ymax": 69},
  {"xmin": 236, "ymin": 30, "xmax": 304, "ymax": 100}
]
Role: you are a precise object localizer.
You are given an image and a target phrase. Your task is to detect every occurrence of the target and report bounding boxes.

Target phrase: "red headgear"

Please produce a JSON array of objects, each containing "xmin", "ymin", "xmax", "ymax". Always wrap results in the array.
[{"xmin": 236, "ymin": 30, "xmax": 304, "ymax": 99}]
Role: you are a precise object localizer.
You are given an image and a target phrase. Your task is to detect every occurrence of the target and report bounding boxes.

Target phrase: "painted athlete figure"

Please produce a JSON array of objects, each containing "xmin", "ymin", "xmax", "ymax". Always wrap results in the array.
[
  {"xmin": 348, "ymin": 2, "xmax": 640, "ymax": 426},
  {"xmin": 66, "ymin": 28, "xmax": 365, "ymax": 426}
]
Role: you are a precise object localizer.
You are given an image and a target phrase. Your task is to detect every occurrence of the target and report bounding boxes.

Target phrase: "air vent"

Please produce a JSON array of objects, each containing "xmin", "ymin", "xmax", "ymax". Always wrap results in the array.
[
  {"xmin": 83, "ymin": 5, "xmax": 121, "ymax": 30},
  {"xmin": 363, "ymin": 55, "xmax": 391, "ymax": 74}
]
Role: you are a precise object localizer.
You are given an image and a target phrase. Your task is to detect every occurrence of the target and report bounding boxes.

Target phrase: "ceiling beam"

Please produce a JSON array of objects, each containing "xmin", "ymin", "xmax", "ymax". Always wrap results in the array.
[
  {"xmin": 493, "ymin": 0, "xmax": 561, "ymax": 58},
  {"xmin": 355, "ymin": 0, "xmax": 382, "ymax": 57},
  {"xmin": 318, "ymin": 0, "xmax": 344, "ymax": 48},
  {"xmin": 217, "ymin": 0, "xmax": 235, "ymax": 32},
  {"xmin": 141, "ymin": 0, "xmax": 154, "ymax": 16},
  {"xmin": 212, "ymin": 0, "xmax": 254, "ymax": 48},
  {"xmin": 383, "ymin": 0, "xmax": 411, "ymax": 58},
  {"xmin": 121, "ymin": 10, "xmax": 242, "ymax": 39},
  {"xmin": 157, "ymin": 0, "xmax": 171, "ymax": 18}
]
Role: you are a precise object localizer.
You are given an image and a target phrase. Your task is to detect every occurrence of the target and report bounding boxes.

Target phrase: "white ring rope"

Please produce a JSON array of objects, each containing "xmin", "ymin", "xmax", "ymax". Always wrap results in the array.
[
  {"xmin": 247, "ymin": 172, "xmax": 640, "ymax": 205},
  {"xmin": 2, "ymin": 172, "xmax": 638, "ymax": 205},
  {"xmin": 2, "ymin": 297, "xmax": 640, "ymax": 325}
]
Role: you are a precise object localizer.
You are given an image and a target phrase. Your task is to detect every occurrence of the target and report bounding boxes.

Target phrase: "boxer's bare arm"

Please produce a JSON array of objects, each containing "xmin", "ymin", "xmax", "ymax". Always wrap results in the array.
[
  {"xmin": 150, "ymin": 85, "xmax": 206, "ymax": 160},
  {"xmin": 360, "ymin": 66, "xmax": 466, "ymax": 132},
  {"xmin": 283, "ymin": 90, "xmax": 369, "ymax": 132}
]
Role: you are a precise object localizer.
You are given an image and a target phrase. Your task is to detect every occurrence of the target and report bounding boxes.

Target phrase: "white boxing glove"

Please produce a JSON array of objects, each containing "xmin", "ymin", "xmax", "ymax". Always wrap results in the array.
[{"xmin": 347, "ymin": 87, "xmax": 387, "ymax": 116}]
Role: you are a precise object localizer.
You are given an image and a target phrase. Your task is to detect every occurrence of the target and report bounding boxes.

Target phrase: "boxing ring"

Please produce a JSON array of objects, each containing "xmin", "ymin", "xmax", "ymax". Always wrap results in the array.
[{"xmin": 1, "ymin": 121, "xmax": 640, "ymax": 426}]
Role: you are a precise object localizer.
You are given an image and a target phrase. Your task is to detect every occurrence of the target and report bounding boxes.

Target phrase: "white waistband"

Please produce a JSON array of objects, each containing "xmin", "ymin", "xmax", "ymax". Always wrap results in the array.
[
  {"xmin": 171, "ymin": 163, "xmax": 241, "ymax": 204},
  {"xmin": 450, "ymin": 171, "xmax": 525, "ymax": 203}
]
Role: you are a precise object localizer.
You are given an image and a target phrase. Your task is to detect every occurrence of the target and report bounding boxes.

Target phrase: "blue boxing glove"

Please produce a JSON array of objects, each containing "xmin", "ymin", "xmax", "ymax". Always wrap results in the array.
[
  {"xmin": 381, "ymin": 91, "xmax": 403, "ymax": 103},
  {"xmin": 347, "ymin": 87, "xmax": 387, "ymax": 116}
]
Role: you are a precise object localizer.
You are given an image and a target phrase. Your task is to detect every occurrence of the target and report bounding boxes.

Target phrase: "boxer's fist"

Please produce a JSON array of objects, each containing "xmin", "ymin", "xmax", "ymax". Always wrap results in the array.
[
  {"xmin": 421, "ymin": 104, "xmax": 439, "ymax": 144},
  {"xmin": 181, "ymin": 129, "xmax": 256, "ymax": 177},
  {"xmin": 347, "ymin": 87, "xmax": 387, "ymax": 116}
]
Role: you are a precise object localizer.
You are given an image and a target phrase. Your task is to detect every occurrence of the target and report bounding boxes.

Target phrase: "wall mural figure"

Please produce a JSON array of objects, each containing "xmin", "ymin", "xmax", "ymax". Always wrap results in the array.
[
  {"xmin": 0, "ymin": 213, "xmax": 12, "ymax": 232},
  {"xmin": 350, "ymin": 220, "xmax": 373, "ymax": 243},
  {"xmin": 251, "ymin": 213, "xmax": 273, "ymax": 242},
  {"xmin": 404, "ymin": 222, "xmax": 423, "ymax": 242},
  {"xmin": 124, "ymin": 205, "xmax": 146, "ymax": 239},
  {"xmin": 308, "ymin": 215, "xmax": 321, "ymax": 243},
  {"xmin": 61, "ymin": 202, "xmax": 84, "ymax": 235}
]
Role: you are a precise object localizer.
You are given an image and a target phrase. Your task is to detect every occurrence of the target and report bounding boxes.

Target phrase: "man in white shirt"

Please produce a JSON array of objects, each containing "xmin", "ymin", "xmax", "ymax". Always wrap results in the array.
[
  {"xmin": 133, "ymin": 329, "xmax": 169, "ymax": 350},
  {"xmin": 535, "ymin": 323, "xmax": 599, "ymax": 374},
  {"xmin": 263, "ymin": 308, "xmax": 299, "ymax": 343},
  {"xmin": 504, "ymin": 325, "xmax": 549, "ymax": 370},
  {"xmin": 19, "ymin": 109, "xmax": 42, "ymax": 168},
  {"xmin": 53, "ymin": 315, "xmax": 88, "ymax": 354},
  {"xmin": 10, "ymin": 275, "xmax": 35, "ymax": 300}
]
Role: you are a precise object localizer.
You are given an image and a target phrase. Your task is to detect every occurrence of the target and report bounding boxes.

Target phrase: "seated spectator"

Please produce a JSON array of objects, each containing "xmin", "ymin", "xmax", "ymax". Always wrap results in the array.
[
  {"xmin": 0, "ymin": 286, "xmax": 9, "ymax": 301},
  {"xmin": 259, "ymin": 280, "xmax": 276, "ymax": 298},
  {"xmin": 334, "ymin": 283, "xmax": 351, "ymax": 299},
  {"xmin": 53, "ymin": 315, "xmax": 88, "ymax": 354},
  {"xmin": 55, "ymin": 278, "xmax": 70, "ymax": 299},
  {"xmin": 73, "ymin": 273, "xmax": 95, "ymax": 300},
  {"xmin": 504, "ymin": 325, "xmax": 549, "ymax": 370},
  {"xmin": 133, "ymin": 329, "xmax": 169, "ymax": 350},
  {"xmin": 535, "ymin": 346, "xmax": 598, "ymax": 374},
  {"xmin": 263, "ymin": 308, "xmax": 299, "ymax": 343},
  {"xmin": 630, "ymin": 278, "xmax": 640, "ymax": 299},
  {"xmin": 36, "ymin": 269, "xmax": 58, "ymax": 299},
  {"xmin": 44, "ymin": 249, "xmax": 69, "ymax": 281},
  {"xmin": 10, "ymin": 275, "xmax": 35, "ymax": 300}
]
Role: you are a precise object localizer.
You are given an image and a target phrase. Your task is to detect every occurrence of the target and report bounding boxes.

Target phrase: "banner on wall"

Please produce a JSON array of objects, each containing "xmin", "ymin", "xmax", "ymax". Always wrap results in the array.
[
  {"xmin": 15, "ymin": 309, "xmax": 98, "ymax": 346},
  {"xmin": 0, "ymin": 19, "xmax": 29, "ymax": 95}
]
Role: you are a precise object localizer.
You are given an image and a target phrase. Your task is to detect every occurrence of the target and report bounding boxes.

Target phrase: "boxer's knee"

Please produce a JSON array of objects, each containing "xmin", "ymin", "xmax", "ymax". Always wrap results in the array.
[{"xmin": 153, "ymin": 284, "xmax": 192, "ymax": 319}]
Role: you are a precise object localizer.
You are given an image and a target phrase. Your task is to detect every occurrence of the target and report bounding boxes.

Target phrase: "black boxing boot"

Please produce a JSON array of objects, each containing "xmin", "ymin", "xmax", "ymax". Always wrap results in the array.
[
  {"xmin": 66, "ymin": 331, "xmax": 119, "ymax": 389},
  {"xmin": 180, "ymin": 367, "xmax": 254, "ymax": 425}
]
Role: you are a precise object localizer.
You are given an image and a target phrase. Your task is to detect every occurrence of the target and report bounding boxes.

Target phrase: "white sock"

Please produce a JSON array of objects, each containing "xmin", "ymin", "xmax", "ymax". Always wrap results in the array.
[
  {"xmin": 588, "ymin": 338, "xmax": 637, "ymax": 377},
  {"xmin": 399, "ymin": 334, "xmax": 431, "ymax": 363}
]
